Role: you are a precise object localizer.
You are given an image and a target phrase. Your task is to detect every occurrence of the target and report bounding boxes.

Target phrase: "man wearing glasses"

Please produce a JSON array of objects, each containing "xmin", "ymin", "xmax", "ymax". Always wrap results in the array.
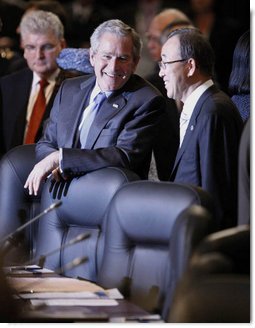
[
  {"xmin": 159, "ymin": 27, "xmax": 243, "ymax": 230},
  {"xmin": 0, "ymin": 10, "xmax": 67, "ymax": 157}
]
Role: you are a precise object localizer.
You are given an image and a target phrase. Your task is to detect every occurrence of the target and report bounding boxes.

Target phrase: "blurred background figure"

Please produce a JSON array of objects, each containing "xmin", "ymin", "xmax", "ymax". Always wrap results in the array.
[
  {"xmin": 228, "ymin": 30, "xmax": 250, "ymax": 123},
  {"xmin": 187, "ymin": 0, "xmax": 248, "ymax": 93},
  {"xmin": 61, "ymin": 0, "xmax": 113, "ymax": 48},
  {"xmin": 0, "ymin": 0, "xmax": 25, "ymax": 76},
  {"xmin": 0, "ymin": 10, "xmax": 67, "ymax": 157},
  {"xmin": 56, "ymin": 47, "xmax": 94, "ymax": 76}
]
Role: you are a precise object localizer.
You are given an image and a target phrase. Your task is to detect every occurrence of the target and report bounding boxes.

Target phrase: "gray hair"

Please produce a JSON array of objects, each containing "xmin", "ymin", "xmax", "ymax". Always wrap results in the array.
[
  {"xmin": 90, "ymin": 19, "xmax": 142, "ymax": 60},
  {"xmin": 19, "ymin": 10, "xmax": 64, "ymax": 40}
]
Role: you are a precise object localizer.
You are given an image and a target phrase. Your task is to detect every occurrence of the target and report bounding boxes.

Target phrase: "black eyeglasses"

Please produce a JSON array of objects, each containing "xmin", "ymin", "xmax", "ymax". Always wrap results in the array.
[{"xmin": 158, "ymin": 59, "xmax": 187, "ymax": 69}]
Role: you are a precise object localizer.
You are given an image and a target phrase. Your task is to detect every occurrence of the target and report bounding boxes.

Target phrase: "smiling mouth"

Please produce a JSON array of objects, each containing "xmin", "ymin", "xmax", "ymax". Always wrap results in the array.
[{"xmin": 104, "ymin": 72, "xmax": 125, "ymax": 78}]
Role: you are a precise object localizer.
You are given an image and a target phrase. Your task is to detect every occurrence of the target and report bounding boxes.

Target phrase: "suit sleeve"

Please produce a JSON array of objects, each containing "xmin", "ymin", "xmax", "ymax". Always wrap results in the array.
[
  {"xmin": 199, "ymin": 105, "xmax": 241, "ymax": 228},
  {"xmin": 36, "ymin": 80, "xmax": 166, "ymax": 179}
]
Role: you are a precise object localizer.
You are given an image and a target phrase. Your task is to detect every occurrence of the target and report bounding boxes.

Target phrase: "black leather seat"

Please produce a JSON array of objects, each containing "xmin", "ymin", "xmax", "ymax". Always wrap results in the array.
[
  {"xmin": 167, "ymin": 224, "xmax": 250, "ymax": 323},
  {"xmin": 34, "ymin": 167, "xmax": 140, "ymax": 281},
  {"xmin": 97, "ymin": 181, "xmax": 215, "ymax": 315},
  {"xmin": 0, "ymin": 144, "xmax": 40, "ymax": 263}
]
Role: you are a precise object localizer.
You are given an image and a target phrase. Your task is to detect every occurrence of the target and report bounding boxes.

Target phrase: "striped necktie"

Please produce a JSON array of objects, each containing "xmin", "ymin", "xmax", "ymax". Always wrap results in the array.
[{"xmin": 79, "ymin": 92, "xmax": 106, "ymax": 148}]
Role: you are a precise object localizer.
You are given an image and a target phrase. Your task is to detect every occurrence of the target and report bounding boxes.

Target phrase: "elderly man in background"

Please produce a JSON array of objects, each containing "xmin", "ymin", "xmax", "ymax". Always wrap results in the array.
[{"xmin": 0, "ymin": 10, "xmax": 66, "ymax": 157}]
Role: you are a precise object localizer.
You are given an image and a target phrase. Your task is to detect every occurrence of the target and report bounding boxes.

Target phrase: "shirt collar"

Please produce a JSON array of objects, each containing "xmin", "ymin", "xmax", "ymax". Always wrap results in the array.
[
  {"xmin": 32, "ymin": 69, "xmax": 60, "ymax": 87},
  {"xmin": 182, "ymin": 79, "xmax": 214, "ymax": 118},
  {"xmin": 90, "ymin": 82, "xmax": 112, "ymax": 102}
]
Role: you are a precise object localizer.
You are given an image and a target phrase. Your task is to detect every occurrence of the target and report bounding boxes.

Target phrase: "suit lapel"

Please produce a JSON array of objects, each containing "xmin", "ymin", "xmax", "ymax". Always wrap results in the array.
[
  {"xmin": 58, "ymin": 77, "xmax": 94, "ymax": 147},
  {"xmin": 171, "ymin": 85, "xmax": 218, "ymax": 178}
]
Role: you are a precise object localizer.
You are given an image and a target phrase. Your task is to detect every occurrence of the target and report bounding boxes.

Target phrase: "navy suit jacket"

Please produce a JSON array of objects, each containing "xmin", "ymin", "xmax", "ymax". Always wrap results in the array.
[
  {"xmin": 170, "ymin": 85, "xmax": 243, "ymax": 229},
  {"xmin": 36, "ymin": 74, "xmax": 166, "ymax": 179},
  {"xmin": 0, "ymin": 68, "xmax": 67, "ymax": 156}
]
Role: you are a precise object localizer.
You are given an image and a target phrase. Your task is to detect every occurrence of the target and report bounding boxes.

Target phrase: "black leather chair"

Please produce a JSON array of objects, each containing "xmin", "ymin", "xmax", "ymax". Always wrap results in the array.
[
  {"xmin": 0, "ymin": 144, "xmax": 40, "ymax": 263},
  {"xmin": 167, "ymin": 224, "xmax": 250, "ymax": 323},
  {"xmin": 34, "ymin": 167, "xmax": 140, "ymax": 281},
  {"xmin": 97, "ymin": 181, "xmax": 215, "ymax": 315}
]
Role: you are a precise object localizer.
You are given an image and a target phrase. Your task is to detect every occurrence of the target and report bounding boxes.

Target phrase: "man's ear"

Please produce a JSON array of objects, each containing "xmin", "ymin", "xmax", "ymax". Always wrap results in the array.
[
  {"xmin": 60, "ymin": 38, "xmax": 67, "ymax": 49},
  {"xmin": 132, "ymin": 56, "xmax": 140, "ymax": 72},
  {"xmin": 89, "ymin": 48, "xmax": 95, "ymax": 67},
  {"xmin": 186, "ymin": 58, "xmax": 196, "ymax": 77}
]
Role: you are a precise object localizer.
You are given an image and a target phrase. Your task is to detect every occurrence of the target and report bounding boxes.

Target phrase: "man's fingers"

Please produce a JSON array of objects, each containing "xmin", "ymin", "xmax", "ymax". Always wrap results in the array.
[{"xmin": 51, "ymin": 167, "xmax": 61, "ymax": 182}]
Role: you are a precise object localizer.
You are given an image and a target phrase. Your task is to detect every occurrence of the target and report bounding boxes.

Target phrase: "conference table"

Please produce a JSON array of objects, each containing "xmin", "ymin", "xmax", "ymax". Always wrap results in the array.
[{"xmin": 5, "ymin": 265, "xmax": 163, "ymax": 323}]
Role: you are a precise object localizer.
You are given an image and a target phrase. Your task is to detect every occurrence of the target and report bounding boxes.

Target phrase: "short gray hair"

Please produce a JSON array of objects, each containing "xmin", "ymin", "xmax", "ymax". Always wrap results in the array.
[
  {"xmin": 90, "ymin": 19, "xmax": 142, "ymax": 60},
  {"xmin": 19, "ymin": 10, "xmax": 64, "ymax": 40}
]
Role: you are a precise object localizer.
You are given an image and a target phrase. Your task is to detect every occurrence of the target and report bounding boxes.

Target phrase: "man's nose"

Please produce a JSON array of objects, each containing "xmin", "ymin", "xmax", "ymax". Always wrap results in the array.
[
  {"xmin": 35, "ymin": 47, "xmax": 45, "ymax": 57},
  {"xmin": 108, "ymin": 57, "xmax": 118, "ymax": 70}
]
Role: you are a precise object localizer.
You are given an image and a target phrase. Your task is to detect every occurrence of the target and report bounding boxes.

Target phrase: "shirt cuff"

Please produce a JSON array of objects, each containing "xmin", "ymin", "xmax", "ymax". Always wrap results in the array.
[{"xmin": 59, "ymin": 148, "xmax": 63, "ymax": 173}]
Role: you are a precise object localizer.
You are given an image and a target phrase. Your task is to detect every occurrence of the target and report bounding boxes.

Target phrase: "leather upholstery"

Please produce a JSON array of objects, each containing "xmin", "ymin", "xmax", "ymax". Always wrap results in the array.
[
  {"xmin": 97, "ymin": 181, "xmax": 214, "ymax": 314},
  {"xmin": 167, "ymin": 225, "xmax": 250, "ymax": 323},
  {"xmin": 0, "ymin": 144, "xmax": 40, "ymax": 262},
  {"xmin": 35, "ymin": 167, "xmax": 140, "ymax": 281}
]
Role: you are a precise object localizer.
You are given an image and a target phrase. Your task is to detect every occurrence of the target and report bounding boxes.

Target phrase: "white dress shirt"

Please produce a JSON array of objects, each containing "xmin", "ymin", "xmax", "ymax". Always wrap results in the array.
[{"xmin": 179, "ymin": 79, "xmax": 214, "ymax": 147}]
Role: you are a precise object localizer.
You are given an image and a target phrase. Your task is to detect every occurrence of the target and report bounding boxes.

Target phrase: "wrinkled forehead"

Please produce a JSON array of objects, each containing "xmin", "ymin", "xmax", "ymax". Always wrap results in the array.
[{"xmin": 161, "ymin": 35, "xmax": 180, "ymax": 60}]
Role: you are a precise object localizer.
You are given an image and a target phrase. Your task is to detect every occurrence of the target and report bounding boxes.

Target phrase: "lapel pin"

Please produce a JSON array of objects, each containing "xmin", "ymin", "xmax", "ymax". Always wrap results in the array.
[
  {"xmin": 113, "ymin": 103, "xmax": 119, "ymax": 108},
  {"xmin": 190, "ymin": 125, "xmax": 194, "ymax": 131}
]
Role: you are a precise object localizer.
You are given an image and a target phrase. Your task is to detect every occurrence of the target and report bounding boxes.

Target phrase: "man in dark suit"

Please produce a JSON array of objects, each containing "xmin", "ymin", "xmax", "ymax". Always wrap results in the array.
[
  {"xmin": 0, "ymin": 10, "xmax": 66, "ymax": 156},
  {"xmin": 24, "ymin": 19, "xmax": 165, "ymax": 195},
  {"xmin": 145, "ymin": 9, "xmax": 192, "ymax": 181},
  {"xmin": 159, "ymin": 28, "xmax": 243, "ymax": 230}
]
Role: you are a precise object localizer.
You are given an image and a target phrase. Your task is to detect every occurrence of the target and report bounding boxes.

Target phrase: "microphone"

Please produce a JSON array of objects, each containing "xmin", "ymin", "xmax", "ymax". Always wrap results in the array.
[
  {"xmin": 33, "ymin": 232, "xmax": 91, "ymax": 268},
  {"xmin": 57, "ymin": 256, "xmax": 88, "ymax": 276},
  {"xmin": 0, "ymin": 201, "xmax": 62, "ymax": 255}
]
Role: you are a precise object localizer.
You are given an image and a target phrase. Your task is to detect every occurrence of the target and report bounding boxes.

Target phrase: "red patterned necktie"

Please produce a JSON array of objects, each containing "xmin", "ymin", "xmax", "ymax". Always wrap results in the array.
[{"xmin": 24, "ymin": 79, "xmax": 49, "ymax": 144}]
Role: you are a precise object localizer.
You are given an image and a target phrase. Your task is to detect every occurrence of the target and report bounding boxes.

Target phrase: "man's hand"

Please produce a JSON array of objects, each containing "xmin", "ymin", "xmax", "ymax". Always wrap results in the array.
[{"xmin": 24, "ymin": 151, "xmax": 60, "ymax": 196}]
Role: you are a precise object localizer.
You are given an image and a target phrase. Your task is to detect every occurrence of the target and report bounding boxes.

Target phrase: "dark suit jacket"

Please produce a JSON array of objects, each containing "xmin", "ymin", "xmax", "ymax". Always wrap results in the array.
[
  {"xmin": 36, "ymin": 74, "xmax": 166, "ymax": 179},
  {"xmin": 0, "ymin": 67, "xmax": 68, "ymax": 156},
  {"xmin": 170, "ymin": 85, "xmax": 243, "ymax": 229}
]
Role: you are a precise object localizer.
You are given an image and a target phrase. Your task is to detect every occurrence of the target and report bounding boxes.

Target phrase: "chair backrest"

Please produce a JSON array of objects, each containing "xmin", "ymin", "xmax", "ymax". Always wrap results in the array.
[
  {"xmin": 0, "ymin": 144, "xmax": 40, "ymax": 262},
  {"xmin": 167, "ymin": 224, "xmax": 250, "ymax": 323},
  {"xmin": 98, "ymin": 181, "xmax": 214, "ymax": 314},
  {"xmin": 34, "ymin": 167, "xmax": 140, "ymax": 281}
]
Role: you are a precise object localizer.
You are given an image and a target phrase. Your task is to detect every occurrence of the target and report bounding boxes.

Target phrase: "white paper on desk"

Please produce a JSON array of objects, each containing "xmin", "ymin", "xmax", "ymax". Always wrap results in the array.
[
  {"xmin": 18, "ymin": 291, "xmax": 98, "ymax": 299},
  {"xmin": 106, "ymin": 288, "xmax": 124, "ymax": 299},
  {"xmin": 4, "ymin": 265, "xmax": 54, "ymax": 275},
  {"xmin": 30, "ymin": 299, "xmax": 118, "ymax": 306},
  {"xmin": 18, "ymin": 289, "xmax": 123, "ymax": 300}
]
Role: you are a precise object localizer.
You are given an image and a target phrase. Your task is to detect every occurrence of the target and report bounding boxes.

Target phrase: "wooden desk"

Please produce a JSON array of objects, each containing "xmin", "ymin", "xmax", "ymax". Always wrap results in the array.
[
  {"xmin": 6, "ymin": 267, "xmax": 160, "ymax": 323},
  {"xmin": 18, "ymin": 299, "xmax": 151, "ymax": 322}
]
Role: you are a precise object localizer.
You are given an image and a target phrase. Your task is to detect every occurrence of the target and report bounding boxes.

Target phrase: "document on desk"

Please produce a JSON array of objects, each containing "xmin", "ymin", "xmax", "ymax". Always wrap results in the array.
[
  {"xmin": 30, "ymin": 299, "xmax": 118, "ymax": 307},
  {"xmin": 19, "ymin": 288, "xmax": 123, "ymax": 300}
]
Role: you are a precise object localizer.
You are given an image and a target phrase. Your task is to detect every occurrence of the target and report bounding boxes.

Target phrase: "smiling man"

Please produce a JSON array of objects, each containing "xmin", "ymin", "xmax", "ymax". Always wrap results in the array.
[
  {"xmin": 159, "ymin": 28, "xmax": 243, "ymax": 229},
  {"xmin": 24, "ymin": 19, "xmax": 166, "ymax": 195}
]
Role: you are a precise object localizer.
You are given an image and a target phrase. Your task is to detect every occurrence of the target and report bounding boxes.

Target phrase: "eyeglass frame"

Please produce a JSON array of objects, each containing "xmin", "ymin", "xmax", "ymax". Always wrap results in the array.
[{"xmin": 158, "ymin": 58, "xmax": 188, "ymax": 69}]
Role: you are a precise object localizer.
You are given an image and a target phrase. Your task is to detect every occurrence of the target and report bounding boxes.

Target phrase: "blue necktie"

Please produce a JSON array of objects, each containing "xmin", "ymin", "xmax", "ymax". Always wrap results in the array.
[{"xmin": 79, "ymin": 92, "xmax": 106, "ymax": 148}]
